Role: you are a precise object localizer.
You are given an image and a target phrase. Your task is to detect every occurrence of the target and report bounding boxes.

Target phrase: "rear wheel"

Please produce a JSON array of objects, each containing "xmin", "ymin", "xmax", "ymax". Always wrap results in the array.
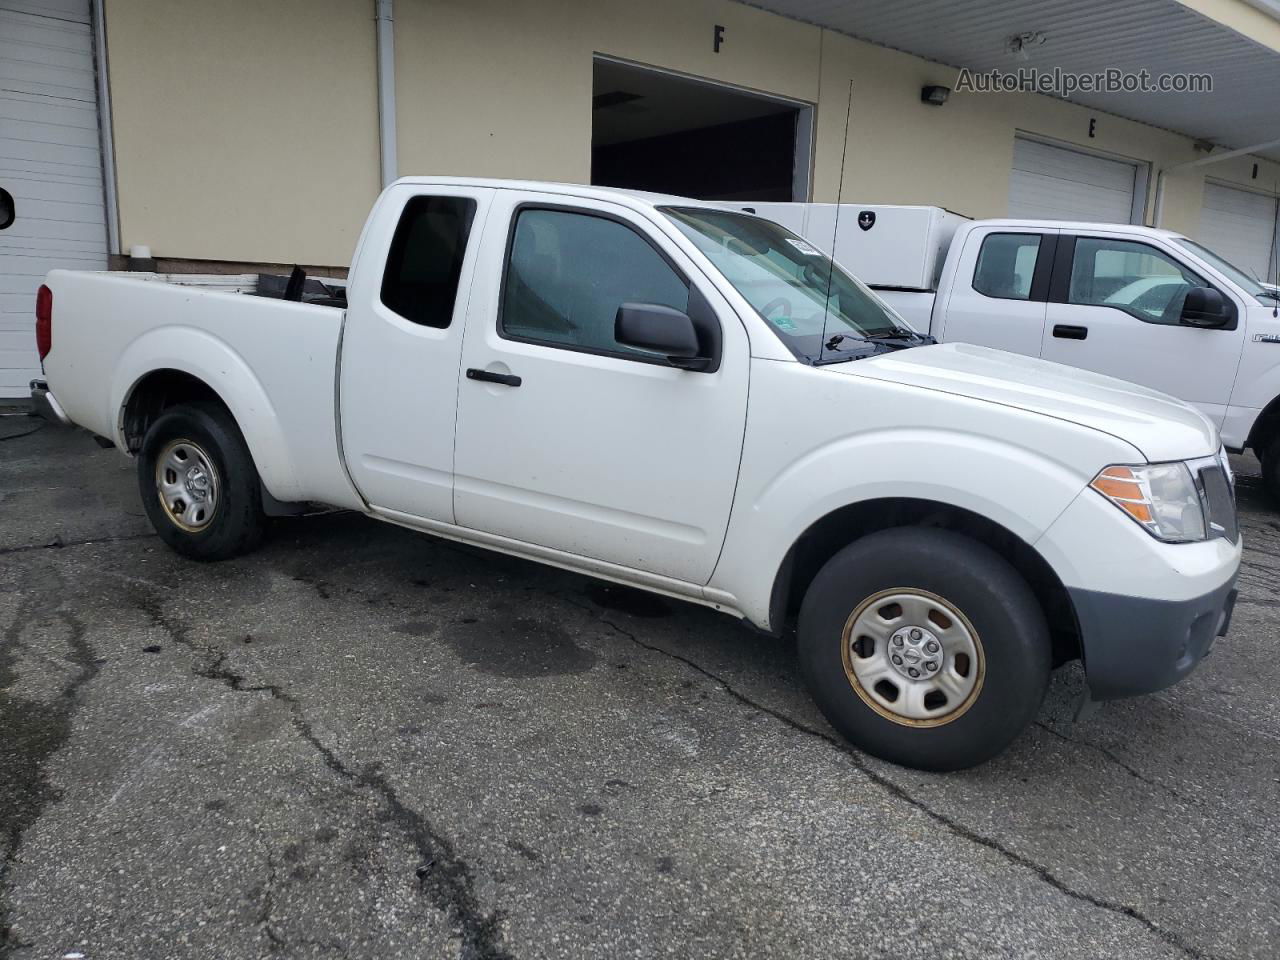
[
  {"xmin": 798, "ymin": 527, "xmax": 1050, "ymax": 771},
  {"xmin": 138, "ymin": 403, "xmax": 265, "ymax": 560}
]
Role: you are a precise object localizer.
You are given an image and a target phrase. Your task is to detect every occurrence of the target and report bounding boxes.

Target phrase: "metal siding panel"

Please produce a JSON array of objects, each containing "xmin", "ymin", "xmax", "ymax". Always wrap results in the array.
[
  {"xmin": 739, "ymin": 0, "xmax": 1280, "ymax": 160},
  {"xmin": 0, "ymin": 0, "xmax": 104, "ymax": 396}
]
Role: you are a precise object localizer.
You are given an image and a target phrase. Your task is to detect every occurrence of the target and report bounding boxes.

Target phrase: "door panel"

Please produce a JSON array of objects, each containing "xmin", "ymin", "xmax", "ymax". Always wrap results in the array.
[
  {"xmin": 938, "ymin": 228, "xmax": 1053, "ymax": 357},
  {"xmin": 452, "ymin": 193, "xmax": 749, "ymax": 584},
  {"xmin": 1039, "ymin": 234, "xmax": 1245, "ymax": 425},
  {"xmin": 339, "ymin": 186, "xmax": 493, "ymax": 521}
]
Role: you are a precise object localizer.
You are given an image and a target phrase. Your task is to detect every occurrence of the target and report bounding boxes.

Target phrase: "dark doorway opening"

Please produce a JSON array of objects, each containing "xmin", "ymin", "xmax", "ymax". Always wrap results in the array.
[{"xmin": 591, "ymin": 58, "xmax": 809, "ymax": 202}]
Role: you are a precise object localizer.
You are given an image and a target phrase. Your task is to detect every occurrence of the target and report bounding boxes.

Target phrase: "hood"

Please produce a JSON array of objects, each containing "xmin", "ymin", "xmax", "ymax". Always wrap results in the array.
[{"xmin": 843, "ymin": 342, "xmax": 1217, "ymax": 462}]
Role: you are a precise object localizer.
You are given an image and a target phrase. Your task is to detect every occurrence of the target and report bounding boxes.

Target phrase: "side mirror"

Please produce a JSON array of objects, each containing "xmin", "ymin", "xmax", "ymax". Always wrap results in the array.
[
  {"xmin": 615, "ymin": 302, "xmax": 709, "ymax": 371},
  {"xmin": 0, "ymin": 187, "xmax": 14, "ymax": 230},
  {"xmin": 1180, "ymin": 286, "xmax": 1230, "ymax": 328}
]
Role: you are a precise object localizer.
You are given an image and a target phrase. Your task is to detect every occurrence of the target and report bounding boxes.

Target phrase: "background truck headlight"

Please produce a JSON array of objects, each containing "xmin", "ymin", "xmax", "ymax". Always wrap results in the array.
[{"xmin": 1090, "ymin": 462, "xmax": 1207, "ymax": 542}]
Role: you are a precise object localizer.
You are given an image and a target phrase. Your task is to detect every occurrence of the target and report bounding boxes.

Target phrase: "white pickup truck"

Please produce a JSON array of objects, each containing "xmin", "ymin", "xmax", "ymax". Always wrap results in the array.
[
  {"xmin": 23, "ymin": 178, "xmax": 1240, "ymax": 771},
  {"xmin": 731, "ymin": 201, "xmax": 1280, "ymax": 499}
]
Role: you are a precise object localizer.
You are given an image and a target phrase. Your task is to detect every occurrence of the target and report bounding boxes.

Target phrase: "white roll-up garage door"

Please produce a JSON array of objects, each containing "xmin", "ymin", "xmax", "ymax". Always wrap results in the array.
[
  {"xmin": 0, "ymin": 0, "xmax": 108, "ymax": 398},
  {"xmin": 1008, "ymin": 136, "xmax": 1139, "ymax": 224},
  {"xmin": 1197, "ymin": 182, "xmax": 1278, "ymax": 282}
]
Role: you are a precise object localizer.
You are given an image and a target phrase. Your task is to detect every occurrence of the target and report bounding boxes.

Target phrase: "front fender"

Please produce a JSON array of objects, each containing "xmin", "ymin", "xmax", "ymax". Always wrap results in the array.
[
  {"xmin": 711, "ymin": 428, "xmax": 1108, "ymax": 630},
  {"xmin": 111, "ymin": 326, "xmax": 303, "ymax": 502}
]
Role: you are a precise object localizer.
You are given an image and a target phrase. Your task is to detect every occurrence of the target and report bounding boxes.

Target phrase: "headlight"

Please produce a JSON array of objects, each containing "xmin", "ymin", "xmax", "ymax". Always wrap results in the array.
[{"xmin": 1090, "ymin": 462, "xmax": 1206, "ymax": 542}]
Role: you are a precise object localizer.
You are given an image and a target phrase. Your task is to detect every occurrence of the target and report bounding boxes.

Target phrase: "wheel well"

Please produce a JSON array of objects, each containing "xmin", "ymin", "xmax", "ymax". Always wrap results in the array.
[
  {"xmin": 121, "ymin": 369, "xmax": 227, "ymax": 454},
  {"xmin": 1245, "ymin": 393, "xmax": 1280, "ymax": 456},
  {"xmin": 770, "ymin": 498, "xmax": 1081, "ymax": 667}
]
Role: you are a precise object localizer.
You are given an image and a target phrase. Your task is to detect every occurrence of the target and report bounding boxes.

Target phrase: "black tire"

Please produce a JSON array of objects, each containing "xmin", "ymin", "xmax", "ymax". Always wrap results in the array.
[
  {"xmin": 1261, "ymin": 434, "xmax": 1280, "ymax": 505},
  {"xmin": 797, "ymin": 527, "xmax": 1050, "ymax": 771},
  {"xmin": 138, "ymin": 402, "xmax": 265, "ymax": 560}
]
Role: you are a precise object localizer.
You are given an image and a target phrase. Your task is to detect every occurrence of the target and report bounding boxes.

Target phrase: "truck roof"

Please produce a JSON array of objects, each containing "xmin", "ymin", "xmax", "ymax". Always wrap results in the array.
[
  {"xmin": 388, "ymin": 176, "xmax": 728, "ymax": 212},
  {"xmin": 967, "ymin": 218, "xmax": 1187, "ymax": 239}
]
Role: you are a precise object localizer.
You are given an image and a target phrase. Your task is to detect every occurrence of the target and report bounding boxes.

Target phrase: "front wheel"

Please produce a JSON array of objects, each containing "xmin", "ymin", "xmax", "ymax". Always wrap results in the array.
[
  {"xmin": 798, "ymin": 528, "xmax": 1050, "ymax": 771},
  {"xmin": 138, "ymin": 402, "xmax": 265, "ymax": 560}
]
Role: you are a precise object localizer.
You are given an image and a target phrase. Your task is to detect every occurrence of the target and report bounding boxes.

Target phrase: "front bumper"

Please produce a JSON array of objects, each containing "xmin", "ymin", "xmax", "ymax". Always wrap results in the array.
[
  {"xmin": 29, "ymin": 378, "xmax": 70, "ymax": 426},
  {"xmin": 1070, "ymin": 575, "xmax": 1238, "ymax": 700}
]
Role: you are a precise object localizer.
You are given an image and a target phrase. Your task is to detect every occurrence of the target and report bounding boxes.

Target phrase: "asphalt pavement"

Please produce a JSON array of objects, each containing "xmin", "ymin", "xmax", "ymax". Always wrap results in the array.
[{"xmin": 2, "ymin": 416, "xmax": 1278, "ymax": 959}]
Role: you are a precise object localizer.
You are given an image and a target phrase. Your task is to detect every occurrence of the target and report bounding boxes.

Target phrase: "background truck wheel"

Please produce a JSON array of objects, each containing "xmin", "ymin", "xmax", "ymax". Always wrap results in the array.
[
  {"xmin": 797, "ymin": 527, "xmax": 1050, "ymax": 771},
  {"xmin": 1261, "ymin": 435, "xmax": 1280, "ymax": 504},
  {"xmin": 138, "ymin": 402, "xmax": 265, "ymax": 561}
]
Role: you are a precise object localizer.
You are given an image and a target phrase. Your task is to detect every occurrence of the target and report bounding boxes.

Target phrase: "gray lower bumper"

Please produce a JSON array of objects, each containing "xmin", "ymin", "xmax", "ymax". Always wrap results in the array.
[
  {"xmin": 29, "ymin": 379, "xmax": 70, "ymax": 426},
  {"xmin": 1070, "ymin": 575, "xmax": 1238, "ymax": 701}
]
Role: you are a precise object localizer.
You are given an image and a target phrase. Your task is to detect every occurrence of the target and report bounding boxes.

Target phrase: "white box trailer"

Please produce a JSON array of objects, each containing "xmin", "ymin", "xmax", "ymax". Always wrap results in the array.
[{"xmin": 726, "ymin": 202, "xmax": 968, "ymax": 291}]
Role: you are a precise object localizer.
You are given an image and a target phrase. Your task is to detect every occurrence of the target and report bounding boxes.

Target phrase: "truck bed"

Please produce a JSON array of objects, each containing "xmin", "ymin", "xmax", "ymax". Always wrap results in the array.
[{"xmin": 41, "ymin": 270, "xmax": 362, "ymax": 510}]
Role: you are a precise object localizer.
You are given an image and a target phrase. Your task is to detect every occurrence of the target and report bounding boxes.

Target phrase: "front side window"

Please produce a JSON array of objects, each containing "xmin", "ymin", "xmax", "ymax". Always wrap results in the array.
[
  {"xmin": 1069, "ymin": 238, "xmax": 1206, "ymax": 325},
  {"xmin": 381, "ymin": 195, "xmax": 477, "ymax": 328},
  {"xmin": 972, "ymin": 233, "xmax": 1041, "ymax": 300},
  {"xmin": 501, "ymin": 208, "xmax": 690, "ymax": 358},
  {"xmin": 662, "ymin": 206, "xmax": 922, "ymax": 364}
]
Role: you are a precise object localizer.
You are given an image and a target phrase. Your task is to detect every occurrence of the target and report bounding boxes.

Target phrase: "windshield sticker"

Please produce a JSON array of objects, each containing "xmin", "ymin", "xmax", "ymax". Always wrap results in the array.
[
  {"xmin": 771, "ymin": 315, "xmax": 798, "ymax": 332},
  {"xmin": 784, "ymin": 238, "xmax": 822, "ymax": 257}
]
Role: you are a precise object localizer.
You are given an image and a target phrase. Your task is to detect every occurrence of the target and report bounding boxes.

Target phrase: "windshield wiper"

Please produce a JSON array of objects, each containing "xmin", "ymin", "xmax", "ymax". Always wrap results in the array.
[{"xmin": 864, "ymin": 328, "xmax": 935, "ymax": 343}]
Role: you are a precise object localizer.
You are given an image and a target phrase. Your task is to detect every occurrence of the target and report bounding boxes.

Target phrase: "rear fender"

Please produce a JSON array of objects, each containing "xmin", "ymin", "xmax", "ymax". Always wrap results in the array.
[{"xmin": 111, "ymin": 326, "xmax": 303, "ymax": 501}]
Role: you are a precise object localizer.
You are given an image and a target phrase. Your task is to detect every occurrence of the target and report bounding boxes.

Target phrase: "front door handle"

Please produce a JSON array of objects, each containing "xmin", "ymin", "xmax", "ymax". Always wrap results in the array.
[
  {"xmin": 1053, "ymin": 324, "xmax": 1088, "ymax": 340},
  {"xmin": 466, "ymin": 367, "xmax": 522, "ymax": 387}
]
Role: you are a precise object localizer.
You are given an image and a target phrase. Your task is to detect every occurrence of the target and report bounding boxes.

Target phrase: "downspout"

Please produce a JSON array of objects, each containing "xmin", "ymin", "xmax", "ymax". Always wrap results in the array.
[
  {"xmin": 92, "ymin": 0, "xmax": 121, "ymax": 256},
  {"xmin": 375, "ymin": 0, "xmax": 398, "ymax": 189}
]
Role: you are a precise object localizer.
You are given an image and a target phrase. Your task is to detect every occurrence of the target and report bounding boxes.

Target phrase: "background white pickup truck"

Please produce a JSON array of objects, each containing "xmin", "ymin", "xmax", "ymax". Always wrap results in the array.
[
  {"xmin": 26, "ymin": 178, "xmax": 1240, "ymax": 771},
  {"xmin": 730, "ymin": 201, "xmax": 1280, "ymax": 500}
]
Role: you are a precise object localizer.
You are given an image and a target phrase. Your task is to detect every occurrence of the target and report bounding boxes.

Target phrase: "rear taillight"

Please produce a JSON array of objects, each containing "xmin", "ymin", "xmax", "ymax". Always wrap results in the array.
[{"xmin": 35, "ymin": 284, "xmax": 51, "ymax": 360}]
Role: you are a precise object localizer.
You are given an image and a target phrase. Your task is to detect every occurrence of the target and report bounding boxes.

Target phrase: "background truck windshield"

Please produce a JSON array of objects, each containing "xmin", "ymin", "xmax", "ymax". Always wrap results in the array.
[
  {"xmin": 662, "ymin": 207, "xmax": 916, "ymax": 362},
  {"xmin": 1171, "ymin": 237, "xmax": 1278, "ymax": 304}
]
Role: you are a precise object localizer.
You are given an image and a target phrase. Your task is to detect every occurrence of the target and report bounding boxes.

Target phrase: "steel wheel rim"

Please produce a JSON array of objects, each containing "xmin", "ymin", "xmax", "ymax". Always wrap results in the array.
[
  {"xmin": 155, "ymin": 438, "xmax": 220, "ymax": 533},
  {"xmin": 841, "ymin": 587, "xmax": 985, "ymax": 727}
]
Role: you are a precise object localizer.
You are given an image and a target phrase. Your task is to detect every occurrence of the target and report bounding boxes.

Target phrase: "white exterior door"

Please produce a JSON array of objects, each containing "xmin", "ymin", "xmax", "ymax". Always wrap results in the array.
[
  {"xmin": 452, "ymin": 192, "xmax": 749, "ymax": 585},
  {"xmin": 1008, "ymin": 137, "xmax": 1139, "ymax": 224},
  {"xmin": 339, "ymin": 185, "xmax": 494, "ymax": 523},
  {"xmin": 1197, "ymin": 181, "xmax": 1278, "ymax": 283},
  {"xmin": 0, "ymin": 0, "xmax": 108, "ymax": 398},
  {"xmin": 1039, "ymin": 233, "xmax": 1245, "ymax": 426},
  {"xmin": 935, "ymin": 227, "xmax": 1053, "ymax": 357}
]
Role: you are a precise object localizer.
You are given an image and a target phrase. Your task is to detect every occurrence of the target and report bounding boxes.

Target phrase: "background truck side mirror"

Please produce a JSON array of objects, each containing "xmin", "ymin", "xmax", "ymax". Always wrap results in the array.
[
  {"xmin": 615, "ymin": 302, "xmax": 710, "ymax": 371},
  {"xmin": 0, "ymin": 187, "xmax": 14, "ymax": 230},
  {"xmin": 1180, "ymin": 286, "xmax": 1231, "ymax": 328}
]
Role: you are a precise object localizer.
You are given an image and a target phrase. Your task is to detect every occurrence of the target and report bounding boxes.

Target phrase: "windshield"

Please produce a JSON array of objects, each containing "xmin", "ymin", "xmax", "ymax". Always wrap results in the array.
[
  {"xmin": 1172, "ymin": 237, "xmax": 1277, "ymax": 304},
  {"xmin": 662, "ymin": 206, "xmax": 927, "ymax": 363}
]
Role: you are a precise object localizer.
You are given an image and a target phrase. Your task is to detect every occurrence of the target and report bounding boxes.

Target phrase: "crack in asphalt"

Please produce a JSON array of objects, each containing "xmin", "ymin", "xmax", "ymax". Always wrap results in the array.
[
  {"xmin": 127, "ymin": 587, "xmax": 512, "ymax": 960},
  {"xmin": 0, "ymin": 532, "xmax": 156, "ymax": 557},
  {"xmin": 0, "ymin": 584, "xmax": 98, "ymax": 959},
  {"xmin": 1031, "ymin": 722, "xmax": 1205, "ymax": 809},
  {"xmin": 582, "ymin": 610, "xmax": 1220, "ymax": 960}
]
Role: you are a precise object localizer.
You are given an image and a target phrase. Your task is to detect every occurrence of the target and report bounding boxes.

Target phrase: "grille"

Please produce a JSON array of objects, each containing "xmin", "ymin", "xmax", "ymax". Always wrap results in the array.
[{"xmin": 1197, "ymin": 463, "xmax": 1238, "ymax": 543}]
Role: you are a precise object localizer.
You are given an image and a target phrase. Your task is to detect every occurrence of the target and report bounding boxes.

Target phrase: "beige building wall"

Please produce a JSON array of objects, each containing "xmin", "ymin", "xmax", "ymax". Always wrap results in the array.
[
  {"xmin": 103, "ymin": 0, "xmax": 1280, "ymax": 267},
  {"xmin": 104, "ymin": 0, "xmax": 381, "ymax": 267}
]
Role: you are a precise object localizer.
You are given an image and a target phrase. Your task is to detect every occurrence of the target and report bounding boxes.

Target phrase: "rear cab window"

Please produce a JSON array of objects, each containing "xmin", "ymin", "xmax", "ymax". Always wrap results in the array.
[
  {"xmin": 972, "ymin": 233, "xmax": 1042, "ymax": 300},
  {"xmin": 381, "ymin": 195, "xmax": 478, "ymax": 328}
]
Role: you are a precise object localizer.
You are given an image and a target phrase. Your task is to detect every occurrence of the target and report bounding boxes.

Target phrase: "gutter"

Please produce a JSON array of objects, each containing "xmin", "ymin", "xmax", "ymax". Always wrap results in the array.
[{"xmin": 375, "ymin": 0, "xmax": 398, "ymax": 189}]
